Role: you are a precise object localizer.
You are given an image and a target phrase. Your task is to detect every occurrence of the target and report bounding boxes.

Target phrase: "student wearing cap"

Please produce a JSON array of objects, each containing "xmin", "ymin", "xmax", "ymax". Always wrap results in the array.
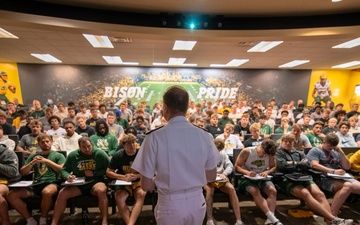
[
  {"xmin": 312, "ymin": 73, "xmax": 332, "ymax": 104},
  {"xmin": 0, "ymin": 71, "xmax": 16, "ymax": 105},
  {"xmin": 114, "ymin": 109, "xmax": 129, "ymax": 130}
]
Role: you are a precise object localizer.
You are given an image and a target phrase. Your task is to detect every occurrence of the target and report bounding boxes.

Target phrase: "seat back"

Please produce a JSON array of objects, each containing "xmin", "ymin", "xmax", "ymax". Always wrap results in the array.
[
  {"xmin": 6, "ymin": 117, "xmax": 13, "ymax": 125},
  {"xmin": 270, "ymin": 134, "xmax": 283, "ymax": 146},
  {"xmin": 8, "ymin": 134, "xmax": 19, "ymax": 150},
  {"xmin": 232, "ymin": 148, "xmax": 242, "ymax": 164},
  {"xmin": 57, "ymin": 150, "xmax": 67, "ymax": 158},
  {"xmin": 15, "ymin": 151, "xmax": 26, "ymax": 170}
]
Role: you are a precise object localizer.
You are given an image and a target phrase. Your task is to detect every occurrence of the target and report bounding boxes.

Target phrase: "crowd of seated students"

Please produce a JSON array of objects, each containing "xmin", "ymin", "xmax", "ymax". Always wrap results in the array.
[{"xmin": 2, "ymin": 97, "xmax": 360, "ymax": 224}]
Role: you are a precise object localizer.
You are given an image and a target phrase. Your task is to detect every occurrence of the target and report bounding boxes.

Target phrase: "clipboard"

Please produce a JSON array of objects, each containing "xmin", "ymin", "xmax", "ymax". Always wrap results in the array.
[
  {"xmin": 110, "ymin": 180, "xmax": 132, "ymax": 186},
  {"xmin": 62, "ymin": 177, "xmax": 94, "ymax": 186},
  {"xmin": 8, "ymin": 180, "xmax": 43, "ymax": 187}
]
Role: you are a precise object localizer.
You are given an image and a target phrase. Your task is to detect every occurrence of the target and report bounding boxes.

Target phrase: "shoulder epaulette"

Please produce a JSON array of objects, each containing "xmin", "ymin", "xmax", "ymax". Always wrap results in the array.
[
  {"xmin": 192, "ymin": 123, "xmax": 209, "ymax": 133},
  {"xmin": 145, "ymin": 125, "xmax": 165, "ymax": 135}
]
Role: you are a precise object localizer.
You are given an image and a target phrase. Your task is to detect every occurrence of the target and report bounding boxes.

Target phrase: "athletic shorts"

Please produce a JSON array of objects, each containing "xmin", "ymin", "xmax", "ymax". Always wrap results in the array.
[
  {"xmin": 316, "ymin": 177, "xmax": 357, "ymax": 193},
  {"xmin": 115, "ymin": 181, "xmax": 141, "ymax": 196},
  {"xmin": 30, "ymin": 182, "xmax": 60, "ymax": 196},
  {"xmin": 276, "ymin": 177, "xmax": 315, "ymax": 196},
  {"xmin": 237, "ymin": 178, "xmax": 274, "ymax": 194}
]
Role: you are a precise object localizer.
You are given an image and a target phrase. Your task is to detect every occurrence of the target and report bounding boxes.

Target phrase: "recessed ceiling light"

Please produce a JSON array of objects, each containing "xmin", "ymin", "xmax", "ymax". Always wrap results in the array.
[
  {"xmin": 83, "ymin": 34, "xmax": 114, "ymax": 48},
  {"xmin": 153, "ymin": 63, "xmax": 168, "ymax": 66},
  {"xmin": 103, "ymin": 56, "xmax": 123, "ymax": 64},
  {"xmin": 0, "ymin": 27, "xmax": 18, "ymax": 39},
  {"xmin": 210, "ymin": 59, "xmax": 249, "ymax": 67},
  {"xmin": 332, "ymin": 61, "xmax": 360, "ymax": 69},
  {"xmin": 31, "ymin": 54, "xmax": 61, "ymax": 63},
  {"xmin": 227, "ymin": 59, "xmax": 249, "ymax": 67},
  {"xmin": 152, "ymin": 58, "xmax": 197, "ymax": 67},
  {"xmin": 182, "ymin": 63, "xmax": 198, "ymax": 67},
  {"xmin": 168, "ymin": 58, "xmax": 186, "ymax": 65},
  {"xmin": 103, "ymin": 56, "xmax": 139, "ymax": 65},
  {"xmin": 279, "ymin": 60, "xmax": 310, "ymax": 68},
  {"xmin": 173, "ymin": 40, "xmax": 197, "ymax": 51},
  {"xmin": 247, "ymin": 41, "xmax": 283, "ymax": 52},
  {"xmin": 210, "ymin": 64, "xmax": 226, "ymax": 67},
  {"xmin": 332, "ymin": 37, "xmax": 360, "ymax": 49},
  {"xmin": 122, "ymin": 62, "xmax": 139, "ymax": 65},
  {"xmin": 332, "ymin": 0, "xmax": 342, "ymax": 2}
]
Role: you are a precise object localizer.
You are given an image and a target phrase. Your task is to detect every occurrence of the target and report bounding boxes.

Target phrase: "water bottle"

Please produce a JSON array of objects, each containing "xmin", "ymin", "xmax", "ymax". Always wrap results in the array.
[{"xmin": 82, "ymin": 207, "xmax": 89, "ymax": 225}]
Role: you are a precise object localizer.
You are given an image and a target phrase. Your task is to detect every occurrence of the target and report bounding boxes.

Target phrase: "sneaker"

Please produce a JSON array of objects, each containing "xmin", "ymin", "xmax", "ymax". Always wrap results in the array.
[
  {"xmin": 273, "ymin": 222, "xmax": 283, "ymax": 225},
  {"xmin": 206, "ymin": 220, "xmax": 215, "ymax": 225},
  {"xmin": 235, "ymin": 220, "xmax": 243, "ymax": 225},
  {"xmin": 26, "ymin": 217, "xmax": 38, "ymax": 225},
  {"xmin": 39, "ymin": 217, "xmax": 47, "ymax": 225},
  {"xmin": 331, "ymin": 218, "xmax": 353, "ymax": 225}
]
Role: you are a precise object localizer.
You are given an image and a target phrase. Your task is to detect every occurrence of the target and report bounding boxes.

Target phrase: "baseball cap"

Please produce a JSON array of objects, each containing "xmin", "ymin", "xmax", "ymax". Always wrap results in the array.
[
  {"xmin": 336, "ymin": 103, "xmax": 344, "ymax": 107},
  {"xmin": 320, "ymin": 73, "xmax": 327, "ymax": 79},
  {"xmin": 0, "ymin": 71, "xmax": 7, "ymax": 75},
  {"xmin": 115, "ymin": 109, "xmax": 121, "ymax": 116}
]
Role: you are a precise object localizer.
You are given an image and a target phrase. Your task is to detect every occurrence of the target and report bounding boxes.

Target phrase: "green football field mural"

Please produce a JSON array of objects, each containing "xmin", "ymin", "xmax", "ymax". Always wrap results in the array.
[{"xmin": 123, "ymin": 81, "xmax": 202, "ymax": 108}]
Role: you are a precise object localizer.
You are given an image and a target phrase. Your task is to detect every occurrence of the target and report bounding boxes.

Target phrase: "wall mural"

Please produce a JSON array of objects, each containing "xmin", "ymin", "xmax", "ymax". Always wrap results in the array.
[{"xmin": 18, "ymin": 64, "xmax": 311, "ymax": 107}]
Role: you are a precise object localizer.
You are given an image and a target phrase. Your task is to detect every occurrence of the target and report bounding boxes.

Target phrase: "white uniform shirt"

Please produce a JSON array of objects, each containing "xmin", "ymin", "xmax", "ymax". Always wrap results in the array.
[{"xmin": 132, "ymin": 116, "xmax": 220, "ymax": 195}]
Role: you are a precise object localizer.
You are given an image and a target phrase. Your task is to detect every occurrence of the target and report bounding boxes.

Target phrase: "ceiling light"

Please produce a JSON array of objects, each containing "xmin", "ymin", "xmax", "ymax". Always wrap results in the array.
[
  {"xmin": 332, "ymin": 0, "xmax": 342, "ymax": 2},
  {"xmin": 122, "ymin": 62, "xmax": 139, "ymax": 65},
  {"xmin": 332, "ymin": 61, "xmax": 360, "ymax": 69},
  {"xmin": 31, "ymin": 54, "xmax": 62, "ymax": 63},
  {"xmin": 168, "ymin": 58, "xmax": 186, "ymax": 65},
  {"xmin": 173, "ymin": 41, "xmax": 197, "ymax": 50},
  {"xmin": 247, "ymin": 41, "xmax": 283, "ymax": 52},
  {"xmin": 279, "ymin": 60, "xmax": 310, "ymax": 68},
  {"xmin": 153, "ymin": 63, "xmax": 168, "ymax": 66},
  {"xmin": 103, "ymin": 56, "xmax": 139, "ymax": 65},
  {"xmin": 0, "ymin": 27, "xmax": 18, "ymax": 39},
  {"xmin": 83, "ymin": 34, "xmax": 114, "ymax": 48},
  {"xmin": 103, "ymin": 56, "xmax": 123, "ymax": 64},
  {"xmin": 210, "ymin": 64, "xmax": 226, "ymax": 67},
  {"xmin": 182, "ymin": 63, "xmax": 198, "ymax": 67},
  {"xmin": 332, "ymin": 37, "xmax": 360, "ymax": 49},
  {"xmin": 210, "ymin": 59, "xmax": 249, "ymax": 67},
  {"xmin": 227, "ymin": 59, "xmax": 249, "ymax": 67}
]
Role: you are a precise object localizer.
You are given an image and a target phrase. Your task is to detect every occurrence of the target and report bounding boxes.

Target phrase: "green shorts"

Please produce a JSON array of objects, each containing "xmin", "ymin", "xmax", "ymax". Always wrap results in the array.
[
  {"xmin": 237, "ymin": 178, "xmax": 274, "ymax": 194},
  {"xmin": 276, "ymin": 177, "xmax": 315, "ymax": 196}
]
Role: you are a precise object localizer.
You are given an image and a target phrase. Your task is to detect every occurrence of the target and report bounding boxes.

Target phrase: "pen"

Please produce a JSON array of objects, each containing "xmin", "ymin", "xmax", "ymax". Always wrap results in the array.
[{"xmin": 114, "ymin": 169, "xmax": 118, "ymax": 173}]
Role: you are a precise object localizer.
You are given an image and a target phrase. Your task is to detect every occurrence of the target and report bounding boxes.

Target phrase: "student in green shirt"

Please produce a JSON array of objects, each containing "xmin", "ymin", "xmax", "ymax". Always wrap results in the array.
[
  {"xmin": 51, "ymin": 136, "xmax": 110, "ymax": 225},
  {"xmin": 90, "ymin": 120, "xmax": 118, "ymax": 156},
  {"xmin": 305, "ymin": 121, "xmax": 325, "ymax": 147},
  {"xmin": 259, "ymin": 114, "xmax": 272, "ymax": 138},
  {"xmin": 7, "ymin": 134, "xmax": 65, "ymax": 225}
]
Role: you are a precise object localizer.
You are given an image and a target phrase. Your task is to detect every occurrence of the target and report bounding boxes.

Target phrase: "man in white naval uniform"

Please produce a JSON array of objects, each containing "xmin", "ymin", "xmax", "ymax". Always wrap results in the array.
[{"xmin": 132, "ymin": 86, "xmax": 220, "ymax": 225}]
